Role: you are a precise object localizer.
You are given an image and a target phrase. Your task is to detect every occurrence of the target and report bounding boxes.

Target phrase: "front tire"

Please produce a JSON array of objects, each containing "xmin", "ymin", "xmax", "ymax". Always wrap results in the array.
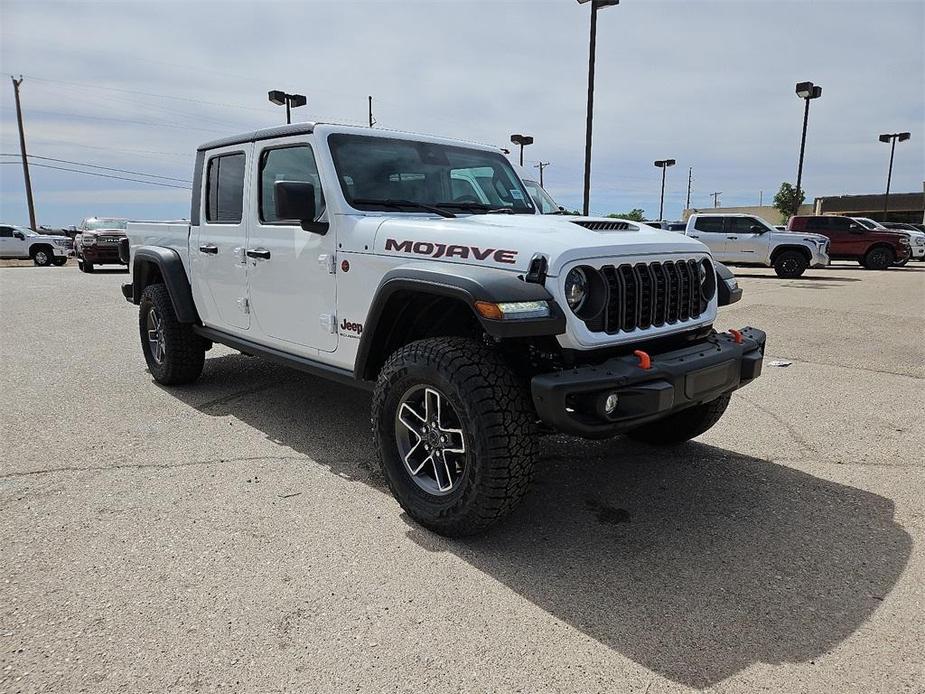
[
  {"xmin": 53, "ymin": 257, "xmax": 68, "ymax": 266},
  {"xmin": 893, "ymin": 257, "xmax": 909, "ymax": 267},
  {"xmin": 626, "ymin": 393, "xmax": 731, "ymax": 445},
  {"xmin": 372, "ymin": 337, "xmax": 537, "ymax": 537},
  {"xmin": 32, "ymin": 248, "xmax": 53, "ymax": 266},
  {"xmin": 862, "ymin": 246, "xmax": 894, "ymax": 270},
  {"xmin": 773, "ymin": 250, "xmax": 808, "ymax": 278},
  {"xmin": 78, "ymin": 259, "xmax": 94, "ymax": 273},
  {"xmin": 138, "ymin": 283, "xmax": 206, "ymax": 385}
]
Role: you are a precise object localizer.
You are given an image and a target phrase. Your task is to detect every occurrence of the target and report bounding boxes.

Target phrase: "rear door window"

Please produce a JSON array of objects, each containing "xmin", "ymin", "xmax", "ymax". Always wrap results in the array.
[
  {"xmin": 205, "ymin": 153, "xmax": 246, "ymax": 223},
  {"xmin": 693, "ymin": 216, "xmax": 725, "ymax": 233}
]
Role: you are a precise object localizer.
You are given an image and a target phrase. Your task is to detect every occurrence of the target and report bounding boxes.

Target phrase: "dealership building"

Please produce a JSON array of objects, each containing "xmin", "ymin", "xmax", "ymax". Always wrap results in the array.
[{"xmin": 684, "ymin": 188, "xmax": 925, "ymax": 225}]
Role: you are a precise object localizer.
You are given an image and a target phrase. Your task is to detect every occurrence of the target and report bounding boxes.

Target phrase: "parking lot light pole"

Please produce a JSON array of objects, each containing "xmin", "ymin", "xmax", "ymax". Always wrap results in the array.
[
  {"xmin": 794, "ymin": 81, "xmax": 822, "ymax": 203},
  {"xmin": 578, "ymin": 0, "xmax": 619, "ymax": 216},
  {"xmin": 878, "ymin": 132, "xmax": 911, "ymax": 216},
  {"xmin": 654, "ymin": 159, "xmax": 675, "ymax": 221},
  {"xmin": 510, "ymin": 134, "xmax": 534, "ymax": 166},
  {"xmin": 268, "ymin": 90, "xmax": 307, "ymax": 124}
]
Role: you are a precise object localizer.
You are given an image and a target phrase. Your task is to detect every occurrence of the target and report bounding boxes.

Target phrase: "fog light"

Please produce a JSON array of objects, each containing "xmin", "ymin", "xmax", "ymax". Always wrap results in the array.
[{"xmin": 604, "ymin": 393, "xmax": 619, "ymax": 415}]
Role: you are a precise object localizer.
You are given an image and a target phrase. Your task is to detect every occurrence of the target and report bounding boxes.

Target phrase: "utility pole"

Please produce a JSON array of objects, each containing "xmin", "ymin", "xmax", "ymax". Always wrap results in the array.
[
  {"xmin": 686, "ymin": 167, "xmax": 692, "ymax": 211},
  {"xmin": 759, "ymin": 190, "xmax": 763, "ymax": 206},
  {"xmin": 535, "ymin": 161, "xmax": 550, "ymax": 187},
  {"xmin": 711, "ymin": 192, "xmax": 722, "ymax": 208},
  {"xmin": 368, "ymin": 95, "xmax": 376, "ymax": 128},
  {"xmin": 11, "ymin": 76, "xmax": 37, "ymax": 230}
]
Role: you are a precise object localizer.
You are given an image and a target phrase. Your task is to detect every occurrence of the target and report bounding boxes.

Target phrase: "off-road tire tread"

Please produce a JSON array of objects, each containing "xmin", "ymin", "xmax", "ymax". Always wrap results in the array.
[
  {"xmin": 372, "ymin": 337, "xmax": 536, "ymax": 537},
  {"xmin": 627, "ymin": 393, "xmax": 731, "ymax": 445},
  {"xmin": 139, "ymin": 283, "xmax": 205, "ymax": 385}
]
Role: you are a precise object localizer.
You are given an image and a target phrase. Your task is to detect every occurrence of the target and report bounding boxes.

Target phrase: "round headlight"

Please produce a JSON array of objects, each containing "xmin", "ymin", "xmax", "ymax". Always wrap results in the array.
[
  {"xmin": 564, "ymin": 267, "xmax": 588, "ymax": 312},
  {"xmin": 699, "ymin": 259, "xmax": 716, "ymax": 303}
]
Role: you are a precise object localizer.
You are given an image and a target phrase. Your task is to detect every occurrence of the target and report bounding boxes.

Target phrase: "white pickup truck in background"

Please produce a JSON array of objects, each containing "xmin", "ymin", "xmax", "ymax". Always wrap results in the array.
[{"xmin": 683, "ymin": 213, "xmax": 829, "ymax": 278}]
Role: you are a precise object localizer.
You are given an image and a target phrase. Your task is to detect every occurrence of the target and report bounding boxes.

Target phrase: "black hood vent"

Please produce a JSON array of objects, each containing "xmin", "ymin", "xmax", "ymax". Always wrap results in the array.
[{"xmin": 571, "ymin": 220, "xmax": 632, "ymax": 231}]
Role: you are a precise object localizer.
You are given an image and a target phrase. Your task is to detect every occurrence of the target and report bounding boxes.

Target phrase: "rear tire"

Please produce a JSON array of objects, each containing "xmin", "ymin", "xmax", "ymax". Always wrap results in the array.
[
  {"xmin": 53, "ymin": 257, "xmax": 68, "ymax": 266},
  {"xmin": 626, "ymin": 393, "xmax": 731, "ymax": 445},
  {"xmin": 773, "ymin": 250, "xmax": 808, "ymax": 278},
  {"xmin": 372, "ymin": 337, "xmax": 536, "ymax": 537},
  {"xmin": 139, "ymin": 283, "xmax": 206, "ymax": 385},
  {"xmin": 861, "ymin": 246, "xmax": 894, "ymax": 270}
]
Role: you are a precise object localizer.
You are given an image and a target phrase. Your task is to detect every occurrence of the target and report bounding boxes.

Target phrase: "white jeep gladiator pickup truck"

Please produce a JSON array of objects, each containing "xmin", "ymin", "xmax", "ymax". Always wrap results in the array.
[
  {"xmin": 684, "ymin": 213, "xmax": 829, "ymax": 278},
  {"xmin": 122, "ymin": 123, "xmax": 766, "ymax": 536}
]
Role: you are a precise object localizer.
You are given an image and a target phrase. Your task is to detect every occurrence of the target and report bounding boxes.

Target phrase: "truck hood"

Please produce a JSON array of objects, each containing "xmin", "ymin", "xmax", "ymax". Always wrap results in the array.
[{"xmin": 373, "ymin": 214, "xmax": 708, "ymax": 275}]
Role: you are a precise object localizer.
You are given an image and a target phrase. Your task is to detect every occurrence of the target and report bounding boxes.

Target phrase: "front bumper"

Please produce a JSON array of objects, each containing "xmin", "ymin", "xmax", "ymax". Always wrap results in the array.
[
  {"xmin": 81, "ymin": 246, "xmax": 126, "ymax": 264},
  {"xmin": 908, "ymin": 244, "xmax": 925, "ymax": 259},
  {"xmin": 531, "ymin": 327, "xmax": 766, "ymax": 437},
  {"xmin": 811, "ymin": 249, "xmax": 829, "ymax": 267}
]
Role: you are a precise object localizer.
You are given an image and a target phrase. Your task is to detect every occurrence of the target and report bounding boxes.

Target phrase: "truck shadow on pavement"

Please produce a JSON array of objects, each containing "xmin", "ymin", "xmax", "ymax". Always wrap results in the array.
[{"xmin": 166, "ymin": 353, "xmax": 912, "ymax": 690}]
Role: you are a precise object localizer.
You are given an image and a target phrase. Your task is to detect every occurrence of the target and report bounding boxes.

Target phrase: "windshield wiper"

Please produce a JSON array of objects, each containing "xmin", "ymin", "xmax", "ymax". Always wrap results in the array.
[
  {"xmin": 436, "ymin": 202, "xmax": 515, "ymax": 215},
  {"xmin": 352, "ymin": 198, "xmax": 456, "ymax": 218}
]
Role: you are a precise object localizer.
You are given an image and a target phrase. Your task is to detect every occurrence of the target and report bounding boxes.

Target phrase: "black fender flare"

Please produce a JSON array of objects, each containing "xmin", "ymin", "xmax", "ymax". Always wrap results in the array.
[
  {"xmin": 130, "ymin": 246, "xmax": 199, "ymax": 324},
  {"xmin": 355, "ymin": 265, "xmax": 565, "ymax": 381}
]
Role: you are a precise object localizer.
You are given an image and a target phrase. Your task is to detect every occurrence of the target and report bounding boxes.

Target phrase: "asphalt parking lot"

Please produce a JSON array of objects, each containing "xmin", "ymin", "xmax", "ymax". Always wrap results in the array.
[{"xmin": 1, "ymin": 262, "xmax": 923, "ymax": 694}]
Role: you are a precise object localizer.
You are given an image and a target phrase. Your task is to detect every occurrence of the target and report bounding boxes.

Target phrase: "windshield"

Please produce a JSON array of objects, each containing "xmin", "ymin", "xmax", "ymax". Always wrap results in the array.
[
  {"xmin": 81, "ymin": 219, "xmax": 127, "ymax": 231},
  {"xmin": 522, "ymin": 179, "xmax": 560, "ymax": 214},
  {"xmin": 328, "ymin": 134, "xmax": 535, "ymax": 215}
]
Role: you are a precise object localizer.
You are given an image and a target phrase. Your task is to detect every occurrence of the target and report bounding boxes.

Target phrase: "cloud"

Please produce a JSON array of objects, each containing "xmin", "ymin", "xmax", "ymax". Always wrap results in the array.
[{"xmin": 1, "ymin": 0, "xmax": 922, "ymax": 224}]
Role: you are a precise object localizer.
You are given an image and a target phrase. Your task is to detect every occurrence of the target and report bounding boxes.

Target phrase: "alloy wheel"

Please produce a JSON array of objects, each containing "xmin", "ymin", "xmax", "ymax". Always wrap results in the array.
[
  {"xmin": 146, "ymin": 307, "xmax": 166, "ymax": 365},
  {"xmin": 394, "ymin": 385, "xmax": 467, "ymax": 495}
]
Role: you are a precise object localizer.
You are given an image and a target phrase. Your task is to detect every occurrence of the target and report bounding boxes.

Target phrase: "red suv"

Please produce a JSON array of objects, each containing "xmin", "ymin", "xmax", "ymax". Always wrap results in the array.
[{"xmin": 788, "ymin": 215, "xmax": 910, "ymax": 270}]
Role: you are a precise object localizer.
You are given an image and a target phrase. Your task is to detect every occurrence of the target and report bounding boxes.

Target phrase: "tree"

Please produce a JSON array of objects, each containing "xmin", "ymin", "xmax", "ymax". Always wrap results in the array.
[
  {"xmin": 773, "ymin": 183, "xmax": 805, "ymax": 222},
  {"xmin": 605, "ymin": 208, "xmax": 646, "ymax": 221}
]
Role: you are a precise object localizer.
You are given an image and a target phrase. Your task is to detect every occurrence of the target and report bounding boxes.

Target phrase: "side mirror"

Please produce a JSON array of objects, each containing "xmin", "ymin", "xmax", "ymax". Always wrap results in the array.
[
  {"xmin": 749, "ymin": 225, "xmax": 766, "ymax": 234},
  {"xmin": 13, "ymin": 231, "xmax": 25, "ymax": 240},
  {"xmin": 848, "ymin": 224, "xmax": 863, "ymax": 233},
  {"xmin": 274, "ymin": 181, "xmax": 328, "ymax": 234}
]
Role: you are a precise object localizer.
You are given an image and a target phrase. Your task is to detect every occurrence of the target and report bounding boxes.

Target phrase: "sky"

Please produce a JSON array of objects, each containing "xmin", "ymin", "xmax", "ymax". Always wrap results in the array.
[{"xmin": 1, "ymin": 0, "xmax": 923, "ymax": 227}]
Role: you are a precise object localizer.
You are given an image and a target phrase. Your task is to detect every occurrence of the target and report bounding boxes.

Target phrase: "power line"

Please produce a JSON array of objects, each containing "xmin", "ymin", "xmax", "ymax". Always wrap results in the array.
[
  {"xmin": 0, "ymin": 153, "xmax": 190, "ymax": 183},
  {"xmin": 20, "ymin": 74, "xmax": 272, "ymax": 114},
  {"xmin": 0, "ymin": 106, "xmax": 225, "ymax": 134},
  {"xmin": 0, "ymin": 161, "xmax": 190, "ymax": 189}
]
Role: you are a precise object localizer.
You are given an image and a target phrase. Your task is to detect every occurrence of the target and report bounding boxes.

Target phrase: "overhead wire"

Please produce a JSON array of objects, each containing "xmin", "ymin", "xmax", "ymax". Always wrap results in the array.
[
  {"xmin": 0, "ymin": 153, "xmax": 190, "ymax": 183},
  {"xmin": 0, "ymin": 161, "xmax": 190, "ymax": 189}
]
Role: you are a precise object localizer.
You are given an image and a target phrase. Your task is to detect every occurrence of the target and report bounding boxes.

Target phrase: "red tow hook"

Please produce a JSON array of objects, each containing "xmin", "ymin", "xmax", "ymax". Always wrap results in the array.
[
  {"xmin": 633, "ymin": 350, "xmax": 652, "ymax": 370},
  {"xmin": 728, "ymin": 328, "xmax": 743, "ymax": 344}
]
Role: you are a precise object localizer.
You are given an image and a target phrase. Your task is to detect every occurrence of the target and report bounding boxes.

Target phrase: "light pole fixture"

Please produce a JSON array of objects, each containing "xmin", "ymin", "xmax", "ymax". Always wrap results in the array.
[
  {"xmin": 878, "ymin": 132, "xmax": 911, "ymax": 216},
  {"xmin": 510, "ymin": 134, "xmax": 534, "ymax": 166},
  {"xmin": 268, "ymin": 90, "xmax": 307, "ymax": 124},
  {"xmin": 654, "ymin": 159, "xmax": 676, "ymax": 221},
  {"xmin": 794, "ymin": 80, "xmax": 822, "ymax": 203},
  {"xmin": 577, "ymin": 0, "xmax": 619, "ymax": 216}
]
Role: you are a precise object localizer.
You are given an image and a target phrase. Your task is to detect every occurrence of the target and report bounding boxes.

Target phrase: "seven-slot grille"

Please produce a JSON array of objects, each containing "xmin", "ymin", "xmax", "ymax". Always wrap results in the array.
[{"xmin": 585, "ymin": 258, "xmax": 707, "ymax": 334}]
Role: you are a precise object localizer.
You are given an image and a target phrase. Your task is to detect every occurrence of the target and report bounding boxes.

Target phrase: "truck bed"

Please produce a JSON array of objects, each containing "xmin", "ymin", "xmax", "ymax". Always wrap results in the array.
[{"xmin": 126, "ymin": 222, "xmax": 191, "ymax": 264}]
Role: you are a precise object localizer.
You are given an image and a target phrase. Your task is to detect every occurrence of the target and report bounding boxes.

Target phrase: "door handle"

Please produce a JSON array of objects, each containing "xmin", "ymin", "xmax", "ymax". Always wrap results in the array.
[
  {"xmin": 199, "ymin": 244, "xmax": 218, "ymax": 254},
  {"xmin": 727, "ymin": 236, "xmax": 738, "ymax": 240},
  {"xmin": 689, "ymin": 235, "xmax": 700, "ymax": 239},
  {"xmin": 245, "ymin": 248, "xmax": 271, "ymax": 260}
]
